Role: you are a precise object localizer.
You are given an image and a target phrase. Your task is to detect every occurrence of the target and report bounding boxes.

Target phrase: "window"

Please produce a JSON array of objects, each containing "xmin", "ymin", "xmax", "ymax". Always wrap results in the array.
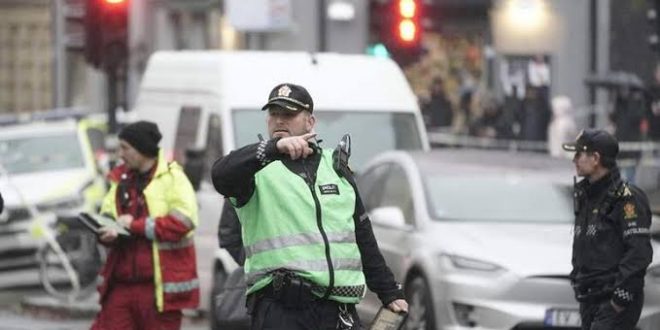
[
  {"xmin": 173, "ymin": 106, "xmax": 201, "ymax": 164},
  {"xmin": 86, "ymin": 127, "xmax": 105, "ymax": 155},
  {"xmin": 425, "ymin": 175, "xmax": 573, "ymax": 223},
  {"xmin": 356, "ymin": 164, "xmax": 390, "ymax": 212},
  {"xmin": 204, "ymin": 114, "xmax": 223, "ymax": 180},
  {"xmin": 0, "ymin": 134, "xmax": 85, "ymax": 174},
  {"xmin": 380, "ymin": 165, "xmax": 415, "ymax": 224}
]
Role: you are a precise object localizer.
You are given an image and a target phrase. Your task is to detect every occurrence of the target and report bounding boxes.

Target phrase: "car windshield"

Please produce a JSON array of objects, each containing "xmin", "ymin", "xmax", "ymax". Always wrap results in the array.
[
  {"xmin": 0, "ymin": 133, "xmax": 85, "ymax": 174},
  {"xmin": 425, "ymin": 175, "xmax": 574, "ymax": 223},
  {"xmin": 233, "ymin": 110, "xmax": 423, "ymax": 169}
]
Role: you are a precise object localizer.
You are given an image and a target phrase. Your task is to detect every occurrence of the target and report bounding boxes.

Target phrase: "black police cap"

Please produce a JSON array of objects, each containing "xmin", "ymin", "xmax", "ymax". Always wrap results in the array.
[
  {"xmin": 562, "ymin": 129, "xmax": 619, "ymax": 159},
  {"xmin": 261, "ymin": 83, "xmax": 314, "ymax": 113}
]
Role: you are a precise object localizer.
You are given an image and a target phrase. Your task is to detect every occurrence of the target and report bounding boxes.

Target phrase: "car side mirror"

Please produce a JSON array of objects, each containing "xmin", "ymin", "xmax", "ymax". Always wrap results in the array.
[
  {"xmin": 369, "ymin": 206, "xmax": 406, "ymax": 228},
  {"xmin": 183, "ymin": 147, "xmax": 206, "ymax": 191}
]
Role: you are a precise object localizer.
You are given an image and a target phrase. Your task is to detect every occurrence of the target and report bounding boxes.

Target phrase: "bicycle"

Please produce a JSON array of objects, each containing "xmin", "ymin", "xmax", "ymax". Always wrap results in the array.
[{"xmin": 32, "ymin": 214, "xmax": 104, "ymax": 302}]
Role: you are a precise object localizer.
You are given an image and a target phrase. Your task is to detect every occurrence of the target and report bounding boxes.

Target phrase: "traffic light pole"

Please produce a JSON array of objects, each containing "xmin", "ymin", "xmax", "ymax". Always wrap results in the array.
[
  {"xmin": 105, "ymin": 60, "xmax": 127, "ymax": 135},
  {"xmin": 84, "ymin": 0, "xmax": 129, "ymax": 136},
  {"xmin": 107, "ymin": 68, "xmax": 119, "ymax": 135}
]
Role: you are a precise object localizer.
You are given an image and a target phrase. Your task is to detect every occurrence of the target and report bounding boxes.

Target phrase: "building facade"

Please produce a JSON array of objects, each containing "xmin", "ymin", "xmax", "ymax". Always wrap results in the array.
[{"xmin": 0, "ymin": 0, "xmax": 53, "ymax": 114}]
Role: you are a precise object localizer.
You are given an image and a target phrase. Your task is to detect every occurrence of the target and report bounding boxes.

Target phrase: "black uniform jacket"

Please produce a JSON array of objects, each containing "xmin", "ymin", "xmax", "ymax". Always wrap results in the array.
[
  {"xmin": 218, "ymin": 202, "xmax": 245, "ymax": 266},
  {"xmin": 211, "ymin": 138, "xmax": 405, "ymax": 306},
  {"xmin": 570, "ymin": 169, "xmax": 653, "ymax": 307}
]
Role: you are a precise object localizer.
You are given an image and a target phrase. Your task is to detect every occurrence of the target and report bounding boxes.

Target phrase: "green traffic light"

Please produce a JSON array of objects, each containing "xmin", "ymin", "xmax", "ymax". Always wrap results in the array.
[{"xmin": 367, "ymin": 43, "xmax": 390, "ymax": 58}]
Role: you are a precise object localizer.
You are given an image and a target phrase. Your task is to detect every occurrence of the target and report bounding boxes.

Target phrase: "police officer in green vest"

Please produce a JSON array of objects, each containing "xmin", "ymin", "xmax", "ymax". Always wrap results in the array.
[{"xmin": 212, "ymin": 83, "xmax": 408, "ymax": 330}]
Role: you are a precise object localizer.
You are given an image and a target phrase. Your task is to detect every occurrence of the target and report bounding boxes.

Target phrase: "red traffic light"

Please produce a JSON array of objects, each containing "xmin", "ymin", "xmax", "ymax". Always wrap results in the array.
[
  {"xmin": 84, "ymin": 0, "xmax": 129, "ymax": 69},
  {"xmin": 397, "ymin": 0, "xmax": 420, "ymax": 44},
  {"xmin": 102, "ymin": 0, "xmax": 128, "ymax": 12},
  {"xmin": 399, "ymin": 0, "xmax": 417, "ymax": 18},
  {"xmin": 398, "ymin": 19, "xmax": 418, "ymax": 43}
]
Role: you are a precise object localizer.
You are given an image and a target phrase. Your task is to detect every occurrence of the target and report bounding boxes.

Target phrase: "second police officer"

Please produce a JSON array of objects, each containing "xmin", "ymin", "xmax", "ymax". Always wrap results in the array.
[{"xmin": 563, "ymin": 129, "xmax": 653, "ymax": 330}]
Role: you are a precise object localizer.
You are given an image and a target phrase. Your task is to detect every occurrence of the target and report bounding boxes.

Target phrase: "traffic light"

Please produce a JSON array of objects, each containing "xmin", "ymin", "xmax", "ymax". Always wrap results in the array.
[
  {"xmin": 84, "ymin": 0, "xmax": 129, "ymax": 70},
  {"xmin": 396, "ymin": 0, "xmax": 420, "ymax": 45},
  {"xmin": 368, "ymin": 0, "xmax": 423, "ymax": 66}
]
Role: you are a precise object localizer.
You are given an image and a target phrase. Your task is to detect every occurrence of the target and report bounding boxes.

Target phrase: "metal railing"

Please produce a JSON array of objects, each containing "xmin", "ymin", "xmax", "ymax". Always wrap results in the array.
[{"xmin": 427, "ymin": 132, "xmax": 660, "ymax": 167}]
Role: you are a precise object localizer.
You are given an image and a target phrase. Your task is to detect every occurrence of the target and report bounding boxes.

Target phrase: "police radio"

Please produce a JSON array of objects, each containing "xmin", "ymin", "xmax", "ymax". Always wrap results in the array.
[{"xmin": 333, "ymin": 134, "xmax": 352, "ymax": 178}]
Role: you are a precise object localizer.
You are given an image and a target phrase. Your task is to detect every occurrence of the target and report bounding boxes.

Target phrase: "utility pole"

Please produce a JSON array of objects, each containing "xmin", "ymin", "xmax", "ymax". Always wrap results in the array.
[
  {"xmin": 318, "ymin": 0, "xmax": 327, "ymax": 52},
  {"xmin": 588, "ymin": 0, "xmax": 597, "ymax": 128}
]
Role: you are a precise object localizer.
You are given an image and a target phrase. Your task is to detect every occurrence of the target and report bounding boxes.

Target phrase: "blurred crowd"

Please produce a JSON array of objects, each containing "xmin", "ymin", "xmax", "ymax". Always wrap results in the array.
[{"xmin": 419, "ymin": 61, "xmax": 660, "ymax": 164}]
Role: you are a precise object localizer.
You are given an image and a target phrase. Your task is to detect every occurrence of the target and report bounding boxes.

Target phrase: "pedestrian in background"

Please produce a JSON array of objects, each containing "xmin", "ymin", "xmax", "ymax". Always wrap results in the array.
[
  {"xmin": 523, "ymin": 55, "xmax": 552, "ymax": 141},
  {"xmin": 92, "ymin": 121, "xmax": 200, "ymax": 330},
  {"xmin": 563, "ymin": 129, "xmax": 652, "ymax": 330},
  {"xmin": 212, "ymin": 83, "xmax": 408, "ymax": 330},
  {"xmin": 421, "ymin": 77, "xmax": 453, "ymax": 128},
  {"xmin": 547, "ymin": 95, "xmax": 577, "ymax": 158},
  {"xmin": 469, "ymin": 94, "xmax": 513, "ymax": 139}
]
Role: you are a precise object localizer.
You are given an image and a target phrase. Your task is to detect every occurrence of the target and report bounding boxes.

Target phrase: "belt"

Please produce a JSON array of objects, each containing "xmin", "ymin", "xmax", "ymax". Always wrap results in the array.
[
  {"xmin": 265, "ymin": 271, "xmax": 366, "ymax": 299},
  {"xmin": 311, "ymin": 284, "xmax": 365, "ymax": 299}
]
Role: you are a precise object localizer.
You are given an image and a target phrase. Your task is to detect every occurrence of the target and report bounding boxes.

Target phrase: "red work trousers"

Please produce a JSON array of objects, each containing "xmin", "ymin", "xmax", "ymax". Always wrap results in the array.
[{"xmin": 91, "ymin": 281, "xmax": 182, "ymax": 330}]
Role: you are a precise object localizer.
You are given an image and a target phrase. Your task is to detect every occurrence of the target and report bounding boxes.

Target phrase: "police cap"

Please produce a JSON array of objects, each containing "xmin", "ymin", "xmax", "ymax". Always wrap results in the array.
[
  {"xmin": 562, "ymin": 129, "xmax": 619, "ymax": 159},
  {"xmin": 261, "ymin": 83, "xmax": 314, "ymax": 113}
]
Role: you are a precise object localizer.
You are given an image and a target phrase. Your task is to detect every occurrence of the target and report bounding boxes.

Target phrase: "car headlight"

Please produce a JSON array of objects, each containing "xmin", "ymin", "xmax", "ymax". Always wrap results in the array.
[
  {"xmin": 37, "ymin": 195, "xmax": 85, "ymax": 213},
  {"xmin": 443, "ymin": 254, "xmax": 505, "ymax": 272}
]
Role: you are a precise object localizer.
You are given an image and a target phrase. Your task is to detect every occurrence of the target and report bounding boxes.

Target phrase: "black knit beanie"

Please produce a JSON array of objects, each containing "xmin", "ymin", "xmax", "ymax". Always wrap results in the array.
[{"xmin": 118, "ymin": 121, "xmax": 162, "ymax": 158}]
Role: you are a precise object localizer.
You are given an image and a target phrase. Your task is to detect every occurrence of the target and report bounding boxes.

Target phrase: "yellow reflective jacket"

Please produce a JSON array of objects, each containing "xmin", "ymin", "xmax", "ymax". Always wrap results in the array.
[{"xmin": 98, "ymin": 151, "xmax": 199, "ymax": 312}]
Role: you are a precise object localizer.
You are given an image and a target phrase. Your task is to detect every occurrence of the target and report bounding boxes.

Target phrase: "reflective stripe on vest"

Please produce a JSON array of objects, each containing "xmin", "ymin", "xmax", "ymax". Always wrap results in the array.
[
  {"xmin": 245, "ymin": 257, "xmax": 363, "ymax": 285},
  {"xmin": 245, "ymin": 230, "xmax": 355, "ymax": 258}
]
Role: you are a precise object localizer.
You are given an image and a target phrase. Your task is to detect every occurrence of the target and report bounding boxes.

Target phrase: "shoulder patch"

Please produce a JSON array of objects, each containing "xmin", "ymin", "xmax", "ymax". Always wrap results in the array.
[{"xmin": 623, "ymin": 202, "xmax": 637, "ymax": 220}]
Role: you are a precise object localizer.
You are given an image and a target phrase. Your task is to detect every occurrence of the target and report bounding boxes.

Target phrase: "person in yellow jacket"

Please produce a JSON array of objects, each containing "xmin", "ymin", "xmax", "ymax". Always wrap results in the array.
[{"xmin": 91, "ymin": 121, "xmax": 199, "ymax": 330}]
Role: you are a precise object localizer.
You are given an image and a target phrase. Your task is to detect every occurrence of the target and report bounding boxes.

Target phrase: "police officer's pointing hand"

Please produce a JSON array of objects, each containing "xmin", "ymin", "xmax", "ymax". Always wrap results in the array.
[{"xmin": 276, "ymin": 132, "xmax": 317, "ymax": 160}]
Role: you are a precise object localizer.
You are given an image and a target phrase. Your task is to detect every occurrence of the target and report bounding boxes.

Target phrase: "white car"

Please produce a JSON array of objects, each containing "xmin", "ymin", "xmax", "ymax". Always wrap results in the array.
[
  {"xmin": 356, "ymin": 149, "xmax": 660, "ymax": 330},
  {"xmin": 0, "ymin": 119, "xmax": 107, "ymax": 287}
]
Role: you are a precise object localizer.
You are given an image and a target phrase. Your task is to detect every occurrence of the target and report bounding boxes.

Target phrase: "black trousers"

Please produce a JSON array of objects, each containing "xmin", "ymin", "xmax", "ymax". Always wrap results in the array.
[
  {"xmin": 579, "ymin": 294, "xmax": 643, "ymax": 330},
  {"xmin": 250, "ymin": 296, "xmax": 361, "ymax": 330}
]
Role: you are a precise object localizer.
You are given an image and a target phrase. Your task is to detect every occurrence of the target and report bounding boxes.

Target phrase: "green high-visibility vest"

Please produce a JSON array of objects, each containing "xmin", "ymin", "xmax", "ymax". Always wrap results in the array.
[{"xmin": 235, "ymin": 149, "xmax": 366, "ymax": 303}]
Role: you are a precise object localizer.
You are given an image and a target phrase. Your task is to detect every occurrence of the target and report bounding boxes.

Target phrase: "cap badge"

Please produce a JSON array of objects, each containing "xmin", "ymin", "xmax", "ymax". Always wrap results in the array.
[{"xmin": 278, "ymin": 85, "xmax": 292, "ymax": 97}]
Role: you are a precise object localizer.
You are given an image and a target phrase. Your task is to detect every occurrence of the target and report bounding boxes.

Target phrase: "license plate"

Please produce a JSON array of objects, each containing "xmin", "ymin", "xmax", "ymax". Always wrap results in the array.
[{"xmin": 544, "ymin": 308, "xmax": 581, "ymax": 327}]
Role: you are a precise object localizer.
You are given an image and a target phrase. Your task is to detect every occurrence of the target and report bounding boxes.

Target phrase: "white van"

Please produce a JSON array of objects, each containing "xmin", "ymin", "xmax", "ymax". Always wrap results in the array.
[{"xmin": 133, "ymin": 50, "xmax": 430, "ymax": 315}]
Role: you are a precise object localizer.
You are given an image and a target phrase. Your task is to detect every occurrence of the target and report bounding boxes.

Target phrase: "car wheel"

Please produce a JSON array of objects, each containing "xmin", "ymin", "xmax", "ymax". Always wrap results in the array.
[
  {"xmin": 209, "ymin": 265, "xmax": 228, "ymax": 330},
  {"xmin": 404, "ymin": 276, "xmax": 436, "ymax": 330}
]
